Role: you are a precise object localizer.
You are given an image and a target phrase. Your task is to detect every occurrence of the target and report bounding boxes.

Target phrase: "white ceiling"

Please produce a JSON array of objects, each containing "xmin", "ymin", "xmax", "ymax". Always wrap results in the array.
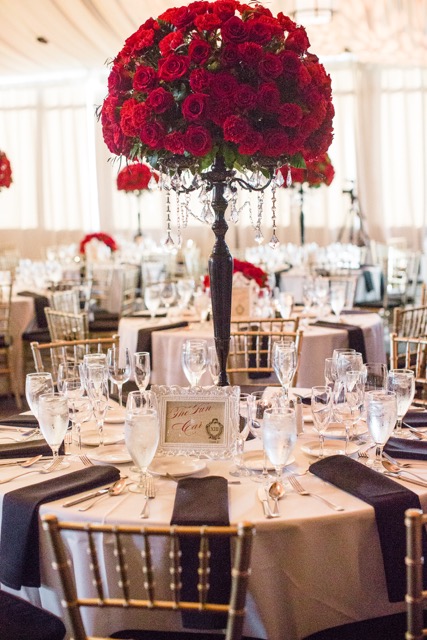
[{"xmin": 0, "ymin": 0, "xmax": 426, "ymax": 79}]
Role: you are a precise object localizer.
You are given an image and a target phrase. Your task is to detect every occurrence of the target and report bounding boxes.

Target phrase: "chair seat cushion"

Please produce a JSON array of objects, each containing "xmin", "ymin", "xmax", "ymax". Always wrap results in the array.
[
  {"xmin": 0, "ymin": 590, "xmax": 66, "ymax": 640},
  {"xmin": 111, "ymin": 632, "xmax": 261, "ymax": 640},
  {"xmin": 302, "ymin": 611, "xmax": 422, "ymax": 640}
]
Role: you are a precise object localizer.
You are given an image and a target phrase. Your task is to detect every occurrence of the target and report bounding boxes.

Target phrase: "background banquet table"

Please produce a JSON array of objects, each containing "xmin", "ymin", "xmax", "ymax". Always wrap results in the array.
[
  {"xmin": 7, "ymin": 295, "xmax": 35, "ymax": 394},
  {"xmin": 0, "ymin": 408, "xmax": 419, "ymax": 640}
]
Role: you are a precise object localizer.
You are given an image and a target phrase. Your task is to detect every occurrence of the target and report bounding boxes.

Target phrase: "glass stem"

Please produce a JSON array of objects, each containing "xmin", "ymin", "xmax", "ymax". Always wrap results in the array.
[
  {"xmin": 118, "ymin": 384, "xmax": 123, "ymax": 407},
  {"xmin": 97, "ymin": 418, "xmax": 104, "ymax": 447},
  {"xmin": 76, "ymin": 421, "xmax": 82, "ymax": 451},
  {"xmin": 394, "ymin": 417, "xmax": 403, "ymax": 436},
  {"xmin": 374, "ymin": 444, "xmax": 383, "ymax": 470},
  {"xmin": 319, "ymin": 432, "xmax": 325, "ymax": 458},
  {"xmin": 344, "ymin": 421, "xmax": 351, "ymax": 455}
]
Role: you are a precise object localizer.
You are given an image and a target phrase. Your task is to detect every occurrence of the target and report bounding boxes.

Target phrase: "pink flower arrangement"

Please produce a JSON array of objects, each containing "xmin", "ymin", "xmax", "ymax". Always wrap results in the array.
[
  {"xmin": 117, "ymin": 162, "xmax": 159, "ymax": 194},
  {"xmin": 0, "ymin": 151, "xmax": 12, "ymax": 191},
  {"xmin": 280, "ymin": 152, "xmax": 335, "ymax": 188},
  {"xmin": 101, "ymin": 0, "xmax": 334, "ymax": 173},
  {"xmin": 79, "ymin": 232, "xmax": 117, "ymax": 254}
]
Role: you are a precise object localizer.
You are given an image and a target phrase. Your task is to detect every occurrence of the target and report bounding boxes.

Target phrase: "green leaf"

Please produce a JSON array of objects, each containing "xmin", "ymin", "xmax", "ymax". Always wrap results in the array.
[
  {"xmin": 222, "ymin": 145, "xmax": 237, "ymax": 169},
  {"xmin": 289, "ymin": 153, "xmax": 306, "ymax": 169}
]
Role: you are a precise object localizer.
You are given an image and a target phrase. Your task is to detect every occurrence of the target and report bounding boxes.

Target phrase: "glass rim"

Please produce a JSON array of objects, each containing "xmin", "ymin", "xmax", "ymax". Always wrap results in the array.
[
  {"xmin": 388, "ymin": 368, "xmax": 414, "ymax": 375},
  {"xmin": 366, "ymin": 389, "xmax": 397, "ymax": 399},
  {"xmin": 26, "ymin": 372, "xmax": 53, "ymax": 378}
]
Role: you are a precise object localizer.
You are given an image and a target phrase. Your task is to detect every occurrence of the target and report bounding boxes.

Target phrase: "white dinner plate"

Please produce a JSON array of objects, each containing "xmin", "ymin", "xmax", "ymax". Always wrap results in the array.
[
  {"xmin": 301, "ymin": 439, "xmax": 360, "ymax": 459},
  {"xmin": 324, "ymin": 422, "xmax": 368, "ymax": 439},
  {"xmin": 104, "ymin": 408, "xmax": 126, "ymax": 424},
  {"xmin": 242, "ymin": 450, "xmax": 296, "ymax": 472},
  {"xmin": 80, "ymin": 429, "xmax": 124, "ymax": 447},
  {"xmin": 88, "ymin": 445, "xmax": 132, "ymax": 465},
  {"xmin": 149, "ymin": 456, "xmax": 206, "ymax": 477}
]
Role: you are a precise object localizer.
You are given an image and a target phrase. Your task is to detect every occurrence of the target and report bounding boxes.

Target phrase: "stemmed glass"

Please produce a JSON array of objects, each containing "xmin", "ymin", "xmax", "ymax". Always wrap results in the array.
[
  {"xmin": 336, "ymin": 352, "xmax": 364, "ymax": 382},
  {"xmin": 193, "ymin": 288, "xmax": 211, "ymax": 324},
  {"xmin": 125, "ymin": 393, "xmax": 160, "ymax": 493},
  {"xmin": 134, "ymin": 352, "xmax": 151, "ymax": 392},
  {"xmin": 229, "ymin": 393, "xmax": 251, "ymax": 478},
  {"xmin": 144, "ymin": 284, "xmax": 162, "ymax": 319},
  {"xmin": 263, "ymin": 405, "xmax": 297, "ymax": 487},
  {"xmin": 181, "ymin": 339, "xmax": 208, "ymax": 387},
  {"xmin": 38, "ymin": 392, "xmax": 70, "ymax": 469},
  {"xmin": 63, "ymin": 381, "xmax": 92, "ymax": 451},
  {"xmin": 330, "ymin": 281, "xmax": 347, "ymax": 321},
  {"xmin": 161, "ymin": 281, "xmax": 177, "ymax": 316},
  {"xmin": 107, "ymin": 347, "xmax": 131, "ymax": 407},
  {"xmin": 247, "ymin": 390, "xmax": 272, "ymax": 483},
  {"xmin": 57, "ymin": 363, "xmax": 81, "ymax": 393},
  {"xmin": 363, "ymin": 363, "xmax": 387, "ymax": 392},
  {"xmin": 387, "ymin": 369, "xmax": 415, "ymax": 436},
  {"xmin": 86, "ymin": 367, "xmax": 109, "ymax": 447},
  {"xmin": 208, "ymin": 345, "xmax": 220, "ymax": 385},
  {"xmin": 333, "ymin": 374, "xmax": 364, "ymax": 452},
  {"xmin": 311, "ymin": 385, "xmax": 333, "ymax": 458},
  {"xmin": 273, "ymin": 340, "xmax": 297, "ymax": 402},
  {"xmin": 324, "ymin": 357, "xmax": 337, "ymax": 389},
  {"xmin": 177, "ymin": 278, "xmax": 195, "ymax": 312},
  {"xmin": 80, "ymin": 353, "xmax": 108, "ymax": 392},
  {"xmin": 25, "ymin": 372, "xmax": 54, "ymax": 433},
  {"xmin": 365, "ymin": 390, "xmax": 397, "ymax": 472}
]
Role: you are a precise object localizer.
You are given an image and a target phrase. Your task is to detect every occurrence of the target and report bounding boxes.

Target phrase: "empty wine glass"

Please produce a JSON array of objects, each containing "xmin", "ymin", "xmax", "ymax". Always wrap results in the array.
[
  {"xmin": 363, "ymin": 362, "xmax": 387, "ymax": 392},
  {"xmin": 311, "ymin": 385, "xmax": 333, "ymax": 458},
  {"xmin": 273, "ymin": 340, "xmax": 297, "ymax": 402},
  {"xmin": 336, "ymin": 351, "xmax": 364, "ymax": 382},
  {"xmin": 229, "ymin": 393, "xmax": 251, "ymax": 478},
  {"xmin": 125, "ymin": 406, "xmax": 160, "ymax": 493},
  {"xmin": 366, "ymin": 390, "xmax": 397, "ymax": 472},
  {"xmin": 263, "ymin": 405, "xmax": 297, "ymax": 486},
  {"xmin": 181, "ymin": 339, "xmax": 208, "ymax": 387},
  {"xmin": 134, "ymin": 352, "xmax": 151, "ymax": 391},
  {"xmin": 25, "ymin": 372, "xmax": 54, "ymax": 433},
  {"xmin": 63, "ymin": 386, "xmax": 92, "ymax": 451},
  {"xmin": 324, "ymin": 357, "xmax": 337, "ymax": 388},
  {"xmin": 80, "ymin": 353, "xmax": 108, "ymax": 391},
  {"xmin": 38, "ymin": 392, "xmax": 70, "ymax": 469},
  {"xmin": 86, "ymin": 374, "xmax": 109, "ymax": 447},
  {"xmin": 387, "ymin": 369, "xmax": 415, "ymax": 436},
  {"xmin": 161, "ymin": 281, "xmax": 177, "ymax": 315},
  {"xmin": 177, "ymin": 278, "xmax": 195, "ymax": 311},
  {"xmin": 107, "ymin": 346, "xmax": 131, "ymax": 407},
  {"xmin": 57, "ymin": 363, "xmax": 81, "ymax": 393},
  {"xmin": 330, "ymin": 281, "xmax": 347, "ymax": 320},
  {"xmin": 208, "ymin": 345, "xmax": 220, "ymax": 385},
  {"xmin": 247, "ymin": 390, "xmax": 272, "ymax": 483},
  {"xmin": 144, "ymin": 284, "xmax": 162, "ymax": 319},
  {"xmin": 193, "ymin": 288, "xmax": 211, "ymax": 324}
]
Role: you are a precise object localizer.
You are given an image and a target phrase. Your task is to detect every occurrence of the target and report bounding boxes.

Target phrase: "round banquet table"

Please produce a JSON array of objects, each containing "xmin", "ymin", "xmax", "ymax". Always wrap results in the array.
[
  {"xmin": 149, "ymin": 312, "xmax": 386, "ymax": 388},
  {"xmin": 0, "ymin": 398, "xmax": 422, "ymax": 640}
]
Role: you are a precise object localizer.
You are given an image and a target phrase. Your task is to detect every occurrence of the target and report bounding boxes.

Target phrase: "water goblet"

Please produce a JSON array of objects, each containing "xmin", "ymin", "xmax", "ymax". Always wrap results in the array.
[
  {"xmin": 126, "ymin": 389, "xmax": 158, "ymax": 413},
  {"xmin": 311, "ymin": 385, "xmax": 333, "ymax": 458},
  {"xmin": 272, "ymin": 339, "xmax": 297, "ymax": 402},
  {"xmin": 181, "ymin": 339, "xmax": 208, "ymax": 388},
  {"xmin": 107, "ymin": 346, "xmax": 131, "ymax": 407},
  {"xmin": 37, "ymin": 392, "xmax": 70, "ymax": 469},
  {"xmin": 86, "ymin": 376, "xmax": 109, "ymax": 447},
  {"xmin": 247, "ymin": 391, "xmax": 272, "ymax": 483},
  {"xmin": 229, "ymin": 393, "xmax": 251, "ymax": 478},
  {"xmin": 25, "ymin": 372, "xmax": 54, "ymax": 433},
  {"xmin": 330, "ymin": 281, "xmax": 347, "ymax": 320},
  {"xmin": 161, "ymin": 281, "xmax": 177, "ymax": 316},
  {"xmin": 365, "ymin": 390, "xmax": 397, "ymax": 472},
  {"xmin": 80, "ymin": 354, "xmax": 108, "ymax": 391},
  {"xmin": 208, "ymin": 345, "xmax": 220, "ymax": 385},
  {"xmin": 125, "ymin": 407, "xmax": 160, "ymax": 493},
  {"xmin": 387, "ymin": 369, "xmax": 415, "ymax": 436},
  {"xmin": 134, "ymin": 352, "xmax": 151, "ymax": 392},
  {"xmin": 263, "ymin": 406, "xmax": 297, "ymax": 487},
  {"xmin": 144, "ymin": 284, "xmax": 162, "ymax": 319},
  {"xmin": 63, "ymin": 386, "xmax": 92, "ymax": 451}
]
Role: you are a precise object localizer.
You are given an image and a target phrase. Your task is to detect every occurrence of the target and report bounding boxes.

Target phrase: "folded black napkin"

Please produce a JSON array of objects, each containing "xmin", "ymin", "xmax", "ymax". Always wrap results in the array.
[
  {"xmin": 403, "ymin": 411, "xmax": 427, "ymax": 428},
  {"xmin": 171, "ymin": 476, "xmax": 231, "ymax": 629},
  {"xmin": 309, "ymin": 455, "xmax": 426, "ymax": 602},
  {"xmin": 341, "ymin": 309, "xmax": 373, "ymax": 315},
  {"xmin": 384, "ymin": 437, "xmax": 427, "ymax": 461},
  {"xmin": 0, "ymin": 414, "xmax": 39, "ymax": 428},
  {"xmin": 312, "ymin": 320, "xmax": 367, "ymax": 361},
  {"xmin": 17, "ymin": 291, "xmax": 50, "ymax": 328},
  {"xmin": 0, "ymin": 439, "xmax": 57, "ymax": 459},
  {"xmin": 136, "ymin": 321, "xmax": 189, "ymax": 353},
  {"xmin": 0, "ymin": 464, "xmax": 120, "ymax": 590}
]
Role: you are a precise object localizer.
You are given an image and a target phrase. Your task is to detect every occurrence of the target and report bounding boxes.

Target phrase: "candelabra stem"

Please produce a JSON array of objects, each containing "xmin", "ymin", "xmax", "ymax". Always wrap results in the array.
[{"xmin": 299, "ymin": 185, "xmax": 305, "ymax": 246}]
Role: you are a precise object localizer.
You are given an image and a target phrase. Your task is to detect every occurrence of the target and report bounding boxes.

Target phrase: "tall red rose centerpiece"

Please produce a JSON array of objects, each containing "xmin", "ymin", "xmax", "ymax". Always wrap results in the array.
[
  {"xmin": 101, "ymin": 0, "xmax": 334, "ymax": 385},
  {"xmin": 117, "ymin": 162, "xmax": 159, "ymax": 236},
  {"xmin": 0, "ymin": 151, "xmax": 12, "ymax": 191}
]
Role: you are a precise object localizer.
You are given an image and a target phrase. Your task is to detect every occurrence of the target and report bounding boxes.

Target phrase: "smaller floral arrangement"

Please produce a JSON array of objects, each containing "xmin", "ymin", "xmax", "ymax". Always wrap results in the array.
[
  {"xmin": 79, "ymin": 232, "xmax": 118, "ymax": 255},
  {"xmin": 116, "ymin": 162, "xmax": 159, "ymax": 194},
  {"xmin": 0, "ymin": 151, "xmax": 12, "ymax": 191},
  {"xmin": 204, "ymin": 258, "xmax": 268, "ymax": 289},
  {"xmin": 280, "ymin": 152, "xmax": 335, "ymax": 188}
]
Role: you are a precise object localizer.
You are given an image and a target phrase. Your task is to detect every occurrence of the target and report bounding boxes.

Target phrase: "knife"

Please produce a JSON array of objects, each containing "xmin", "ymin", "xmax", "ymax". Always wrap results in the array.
[
  {"xmin": 62, "ymin": 487, "xmax": 110, "ymax": 507},
  {"xmin": 257, "ymin": 487, "xmax": 278, "ymax": 518},
  {"xmin": 384, "ymin": 472, "xmax": 427, "ymax": 488}
]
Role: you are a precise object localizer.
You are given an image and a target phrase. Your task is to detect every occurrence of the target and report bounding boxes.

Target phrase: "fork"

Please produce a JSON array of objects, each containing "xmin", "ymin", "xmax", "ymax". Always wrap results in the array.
[
  {"xmin": 0, "ymin": 456, "xmax": 63, "ymax": 484},
  {"xmin": 357, "ymin": 450, "xmax": 369, "ymax": 464},
  {"xmin": 140, "ymin": 476, "xmax": 155, "ymax": 519},
  {"xmin": 79, "ymin": 454, "xmax": 94, "ymax": 467},
  {"xmin": 288, "ymin": 474, "xmax": 345, "ymax": 512}
]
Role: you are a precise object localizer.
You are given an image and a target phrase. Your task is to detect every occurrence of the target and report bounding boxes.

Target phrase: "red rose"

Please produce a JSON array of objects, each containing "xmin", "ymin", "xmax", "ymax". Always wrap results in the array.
[
  {"xmin": 182, "ymin": 93, "xmax": 208, "ymax": 121},
  {"xmin": 146, "ymin": 87, "xmax": 175, "ymax": 113},
  {"xmin": 132, "ymin": 102, "xmax": 150, "ymax": 128},
  {"xmin": 221, "ymin": 16, "xmax": 248, "ymax": 43},
  {"xmin": 164, "ymin": 131, "xmax": 186, "ymax": 155},
  {"xmin": 117, "ymin": 163, "xmax": 156, "ymax": 191},
  {"xmin": 140, "ymin": 120, "xmax": 166, "ymax": 148},
  {"xmin": 0, "ymin": 152, "xmax": 12, "ymax": 190},
  {"xmin": 257, "ymin": 83, "xmax": 280, "ymax": 111},
  {"xmin": 223, "ymin": 114, "xmax": 250, "ymax": 143},
  {"xmin": 286, "ymin": 26, "xmax": 310, "ymax": 54},
  {"xmin": 276, "ymin": 12, "xmax": 297, "ymax": 31},
  {"xmin": 160, "ymin": 6, "xmax": 196, "ymax": 28},
  {"xmin": 158, "ymin": 31, "xmax": 184, "ymax": 56},
  {"xmin": 261, "ymin": 129, "xmax": 289, "ymax": 156},
  {"xmin": 158, "ymin": 54, "xmax": 190, "ymax": 82},
  {"xmin": 237, "ymin": 130, "xmax": 263, "ymax": 155},
  {"xmin": 125, "ymin": 27, "xmax": 155, "ymax": 55},
  {"xmin": 206, "ymin": 97, "xmax": 234, "ymax": 126},
  {"xmin": 120, "ymin": 99, "xmax": 139, "ymax": 137},
  {"xmin": 237, "ymin": 42, "xmax": 263, "ymax": 65},
  {"xmin": 108, "ymin": 63, "xmax": 132, "ymax": 94},
  {"xmin": 213, "ymin": 1, "xmax": 237, "ymax": 21},
  {"xmin": 234, "ymin": 83, "xmax": 257, "ymax": 109},
  {"xmin": 209, "ymin": 71, "xmax": 238, "ymax": 98},
  {"xmin": 247, "ymin": 19, "xmax": 273, "ymax": 44},
  {"xmin": 194, "ymin": 14, "xmax": 222, "ymax": 31},
  {"xmin": 102, "ymin": 94, "xmax": 120, "ymax": 122},
  {"xmin": 184, "ymin": 125, "xmax": 213, "ymax": 156},
  {"xmin": 133, "ymin": 65, "xmax": 157, "ymax": 92},
  {"xmin": 188, "ymin": 38, "xmax": 212, "ymax": 64},
  {"xmin": 278, "ymin": 103, "xmax": 303, "ymax": 127},
  {"xmin": 189, "ymin": 68, "xmax": 211, "ymax": 92},
  {"xmin": 259, "ymin": 53, "xmax": 283, "ymax": 80},
  {"xmin": 220, "ymin": 43, "xmax": 239, "ymax": 66},
  {"xmin": 281, "ymin": 50, "xmax": 301, "ymax": 75}
]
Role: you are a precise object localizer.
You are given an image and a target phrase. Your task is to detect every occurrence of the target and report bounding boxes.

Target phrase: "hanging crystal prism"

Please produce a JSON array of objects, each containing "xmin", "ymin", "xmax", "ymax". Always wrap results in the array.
[
  {"xmin": 269, "ymin": 181, "xmax": 279, "ymax": 249},
  {"xmin": 286, "ymin": 164, "xmax": 292, "ymax": 188},
  {"xmin": 182, "ymin": 192, "xmax": 190, "ymax": 228},
  {"xmin": 163, "ymin": 168, "xmax": 172, "ymax": 191},
  {"xmin": 268, "ymin": 233, "xmax": 280, "ymax": 248},
  {"xmin": 223, "ymin": 184, "xmax": 233, "ymax": 201},
  {"xmin": 163, "ymin": 232, "xmax": 175, "ymax": 250},
  {"xmin": 163, "ymin": 190, "xmax": 175, "ymax": 249},
  {"xmin": 181, "ymin": 168, "xmax": 193, "ymax": 189},
  {"xmin": 254, "ymin": 229, "xmax": 264, "ymax": 244},
  {"xmin": 171, "ymin": 171, "xmax": 181, "ymax": 190},
  {"xmin": 274, "ymin": 169, "xmax": 285, "ymax": 187},
  {"xmin": 148, "ymin": 174, "xmax": 158, "ymax": 190}
]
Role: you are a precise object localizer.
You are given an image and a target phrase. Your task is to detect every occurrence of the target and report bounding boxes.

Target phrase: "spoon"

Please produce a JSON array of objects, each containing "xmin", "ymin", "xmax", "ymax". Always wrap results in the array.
[
  {"xmin": 381, "ymin": 460, "xmax": 427, "ymax": 483},
  {"xmin": 268, "ymin": 482, "xmax": 285, "ymax": 515},
  {"xmin": 78, "ymin": 476, "xmax": 129, "ymax": 511}
]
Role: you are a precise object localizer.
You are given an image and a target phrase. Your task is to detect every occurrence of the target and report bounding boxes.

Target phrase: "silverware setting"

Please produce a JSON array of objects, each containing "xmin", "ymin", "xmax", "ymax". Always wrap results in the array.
[
  {"xmin": 381, "ymin": 460, "xmax": 427, "ymax": 485},
  {"xmin": 78, "ymin": 476, "xmax": 129, "ymax": 511},
  {"xmin": 0, "ymin": 456, "xmax": 63, "ymax": 483},
  {"xmin": 140, "ymin": 476, "xmax": 156, "ymax": 519},
  {"xmin": 288, "ymin": 474, "xmax": 345, "ymax": 512},
  {"xmin": 257, "ymin": 486, "xmax": 279, "ymax": 519}
]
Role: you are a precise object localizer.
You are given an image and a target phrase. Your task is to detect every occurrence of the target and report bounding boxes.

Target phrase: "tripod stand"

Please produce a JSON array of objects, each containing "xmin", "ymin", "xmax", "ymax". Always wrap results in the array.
[{"xmin": 337, "ymin": 184, "xmax": 371, "ymax": 249}]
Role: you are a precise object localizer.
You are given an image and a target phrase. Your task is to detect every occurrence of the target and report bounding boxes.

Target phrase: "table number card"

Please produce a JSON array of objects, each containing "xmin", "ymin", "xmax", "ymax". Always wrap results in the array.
[{"xmin": 231, "ymin": 272, "xmax": 258, "ymax": 317}]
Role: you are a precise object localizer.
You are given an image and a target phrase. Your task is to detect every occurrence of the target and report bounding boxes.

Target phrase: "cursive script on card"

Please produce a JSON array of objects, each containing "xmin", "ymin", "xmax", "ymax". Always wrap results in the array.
[{"xmin": 165, "ymin": 400, "xmax": 225, "ymax": 445}]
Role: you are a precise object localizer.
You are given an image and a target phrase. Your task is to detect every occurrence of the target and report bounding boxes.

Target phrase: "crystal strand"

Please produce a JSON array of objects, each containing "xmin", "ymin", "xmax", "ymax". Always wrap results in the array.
[
  {"xmin": 229, "ymin": 192, "xmax": 239, "ymax": 223},
  {"xmin": 182, "ymin": 192, "xmax": 190, "ymax": 228},
  {"xmin": 176, "ymin": 192, "xmax": 182, "ymax": 249},
  {"xmin": 269, "ymin": 182, "xmax": 280, "ymax": 249},
  {"xmin": 163, "ymin": 189, "xmax": 175, "ymax": 249},
  {"xmin": 286, "ymin": 163, "xmax": 292, "ymax": 188},
  {"xmin": 254, "ymin": 191, "xmax": 264, "ymax": 244}
]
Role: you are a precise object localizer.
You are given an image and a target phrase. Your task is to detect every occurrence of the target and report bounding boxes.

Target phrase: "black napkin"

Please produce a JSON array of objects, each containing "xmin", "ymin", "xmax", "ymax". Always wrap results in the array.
[
  {"xmin": 312, "ymin": 320, "xmax": 367, "ymax": 361},
  {"xmin": 17, "ymin": 291, "xmax": 50, "ymax": 328},
  {"xmin": 362, "ymin": 268, "xmax": 374, "ymax": 293},
  {"xmin": 384, "ymin": 437, "xmax": 427, "ymax": 461},
  {"xmin": 403, "ymin": 411, "xmax": 427, "ymax": 428},
  {"xmin": 136, "ymin": 321, "xmax": 189, "ymax": 353},
  {"xmin": 309, "ymin": 455, "xmax": 426, "ymax": 602},
  {"xmin": 341, "ymin": 309, "xmax": 373, "ymax": 315},
  {"xmin": 0, "ymin": 465, "xmax": 120, "ymax": 590},
  {"xmin": 0, "ymin": 414, "xmax": 39, "ymax": 428},
  {"xmin": 0, "ymin": 439, "xmax": 59, "ymax": 459},
  {"xmin": 171, "ymin": 476, "xmax": 231, "ymax": 630}
]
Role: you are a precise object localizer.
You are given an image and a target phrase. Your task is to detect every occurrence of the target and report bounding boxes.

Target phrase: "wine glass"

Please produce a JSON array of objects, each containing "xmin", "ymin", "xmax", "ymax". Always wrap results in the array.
[
  {"xmin": 80, "ymin": 353, "xmax": 108, "ymax": 391},
  {"xmin": 86, "ymin": 374, "xmax": 109, "ymax": 447},
  {"xmin": 247, "ymin": 390, "xmax": 272, "ymax": 483},
  {"xmin": 57, "ymin": 363, "xmax": 81, "ymax": 393},
  {"xmin": 333, "ymin": 374, "xmax": 364, "ymax": 452},
  {"xmin": 324, "ymin": 357, "xmax": 337, "ymax": 388},
  {"xmin": 330, "ymin": 281, "xmax": 346, "ymax": 320},
  {"xmin": 37, "ymin": 392, "xmax": 70, "ymax": 469},
  {"xmin": 363, "ymin": 363, "xmax": 387, "ymax": 392},
  {"xmin": 365, "ymin": 390, "xmax": 397, "ymax": 472},
  {"xmin": 126, "ymin": 389, "xmax": 158, "ymax": 413},
  {"xmin": 125, "ymin": 406, "xmax": 160, "ymax": 493},
  {"xmin": 144, "ymin": 284, "xmax": 162, "ymax": 319},
  {"xmin": 273, "ymin": 340, "xmax": 297, "ymax": 402},
  {"xmin": 229, "ymin": 392, "xmax": 251, "ymax": 478},
  {"xmin": 63, "ymin": 386, "xmax": 92, "ymax": 451},
  {"xmin": 208, "ymin": 345, "xmax": 220, "ymax": 385},
  {"xmin": 107, "ymin": 346, "xmax": 131, "ymax": 407},
  {"xmin": 387, "ymin": 369, "xmax": 415, "ymax": 436},
  {"xmin": 311, "ymin": 385, "xmax": 333, "ymax": 458},
  {"xmin": 161, "ymin": 281, "xmax": 177, "ymax": 315},
  {"xmin": 193, "ymin": 288, "xmax": 211, "ymax": 324},
  {"xmin": 277, "ymin": 292, "xmax": 294, "ymax": 319},
  {"xmin": 25, "ymin": 372, "xmax": 54, "ymax": 433},
  {"xmin": 336, "ymin": 352, "xmax": 364, "ymax": 382},
  {"xmin": 181, "ymin": 339, "xmax": 208, "ymax": 387},
  {"xmin": 263, "ymin": 405, "xmax": 297, "ymax": 486},
  {"xmin": 134, "ymin": 352, "xmax": 151, "ymax": 391},
  {"xmin": 177, "ymin": 278, "xmax": 195, "ymax": 311}
]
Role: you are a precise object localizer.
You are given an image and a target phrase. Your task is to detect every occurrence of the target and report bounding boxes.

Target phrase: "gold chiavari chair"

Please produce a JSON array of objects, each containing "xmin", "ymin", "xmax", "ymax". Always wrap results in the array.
[
  {"xmin": 0, "ymin": 269, "xmax": 22, "ymax": 408},
  {"xmin": 389, "ymin": 333, "xmax": 427, "ymax": 406},
  {"xmin": 230, "ymin": 317, "xmax": 299, "ymax": 333},
  {"xmin": 44, "ymin": 307, "xmax": 89, "ymax": 342},
  {"xmin": 42, "ymin": 515, "xmax": 255, "ymax": 640},
  {"xmin": 49, "ymin": 288, "xmax": 80, "ymax": 314},
  {"xmin": 392, "ymin": 305, "xmax": 427, "ymax": 338},
  {"xmin": 405, "ymin": 508, "xmax": 427, "ymax": 640}
]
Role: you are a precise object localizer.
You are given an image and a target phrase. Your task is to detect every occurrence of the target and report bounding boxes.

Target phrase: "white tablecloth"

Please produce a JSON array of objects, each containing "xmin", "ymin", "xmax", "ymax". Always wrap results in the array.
[
  {"xmin": 8, "ymin": 295, "xmax": 35, "ymax": 394},
  {"xmin": 0, "ymin": 411, "xmax": 420, "ymax": 640}
]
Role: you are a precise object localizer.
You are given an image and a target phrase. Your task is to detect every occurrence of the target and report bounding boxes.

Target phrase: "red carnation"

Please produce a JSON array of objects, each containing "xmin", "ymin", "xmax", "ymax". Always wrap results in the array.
[
  {"xmin": 286, "ymin": 26, "xmax": 310, "ymax": 54},
  {"xmin": 146, "ymin": 87, "xmax": 175, "ymax": 114},
  {"xmin": 133, "ymin": 66, "xmax": 157, "ymax": 92},
  {"xmin": 261, "ymin": 129, "xmax": 289, "ymax": 156},
  {"xmin": 182, "ymin": 93, "xmax": 208, "ymax": 121},
  {"xmin": 164, "ymin": 131, "xmax": 186, "ymax": 155},
  {"xmin": 221, "ymin": 16, "xmax": 248, "ymax": 43},
  {"xmin": 194, "ymin": 13, "xmax": 222, "ymax": 31},
  {"xmin": 117, "ymin": 162, "xmax": 158, "ymax": 192},
  {"xmin": 158, "ymin": 54, "xmax": 190, "ymax": 82},
  {"xmin": 79, "ymin": 233, "xmax": 117, "ymax": 255},
  {"xmin": 258, "ymin": 83, "xmax": 280, "ymax": 111},
  {"xmin": 120, "ymin": 99, "xmax": 139, "ymax": 137},
  {"xmin": 237, "ymin": 130, "xmax": 263, "ymax": 155},
  {"xmin": 278, "ymin": 103, "xmax": 303, "ymax": 127},
  {"xmin": 223, "ymin": 114, "xmax": 250, "ymax": 143},
  {"xmin": 0, "ymin": 151, "xmax": 12, "ymax": 190},
  {"xmin": 213, "ymin": 1, "xmax": 237, "ymax": 21},
  {"xmin": 189, "ymin": 68, "xmax": 211, "ymax": 92},
  {"xmin": 132, "ymin": 102, "xmax": 150, "ymax": 128},
  {"xmin": 125, "ymin": 27, "xmax": 155, "ymax": 54},
  {"xmin": 234, "ymin": 83, "xmax": 257, "ymax": 109},
  {"xmin": 158, "ymin": 31, "xmax": 184, "ymax": 56},
  {"xmin": 210, "ymin": 71, "xmax": 238, "ymax": 98},
  {"xmin": 259, "ymin": 53, "xmax": 283, "ymax": 80},
  {"xmin": 237, "ymin": 42, "xmax": 263, "ymax": 65},
  {"xmin": 185, "ymin": 125, "xmax": 213, "ymax": 156},
  {"xmin": 108, "ymin": 63, "xmax": 132, "ymax": 94}
]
